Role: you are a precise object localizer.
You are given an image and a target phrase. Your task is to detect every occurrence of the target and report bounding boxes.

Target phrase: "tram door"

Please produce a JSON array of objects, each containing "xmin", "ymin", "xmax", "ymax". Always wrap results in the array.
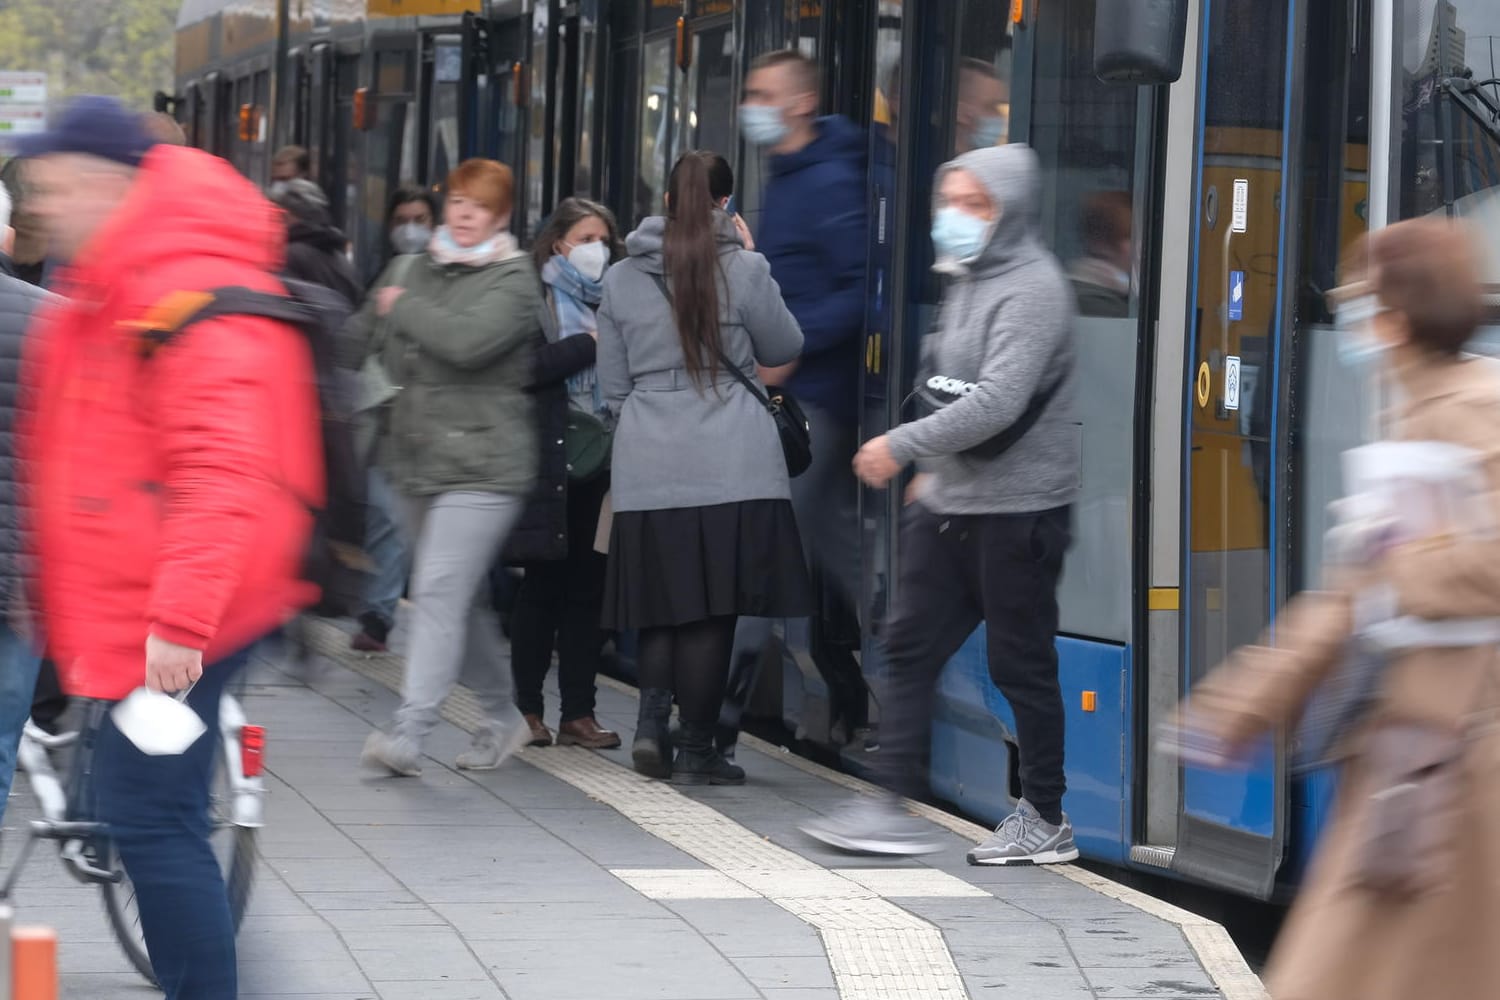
[{"xmin": 1174, "ymin": 0, "xmax": 1294, "ymax": 899}]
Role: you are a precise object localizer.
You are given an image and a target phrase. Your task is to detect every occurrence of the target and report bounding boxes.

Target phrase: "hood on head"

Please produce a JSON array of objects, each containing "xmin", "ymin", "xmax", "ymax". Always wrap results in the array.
[
  {"xmin": 933, "ymin": 143, "xmax": 1043, "ymax": 274},
  {"xmin": 624, "ymin": 212, "xmax": 744, "ymax": 273},
  {"xmin": 773, "ymin": 115, "xmax": 867, "ymax": 176}
]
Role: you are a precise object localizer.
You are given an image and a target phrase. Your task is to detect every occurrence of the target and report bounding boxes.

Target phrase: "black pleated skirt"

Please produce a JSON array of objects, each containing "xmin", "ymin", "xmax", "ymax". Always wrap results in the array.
[{"xmin": 602, "ymin": 499, "xmax": 813, "ymax": 630}]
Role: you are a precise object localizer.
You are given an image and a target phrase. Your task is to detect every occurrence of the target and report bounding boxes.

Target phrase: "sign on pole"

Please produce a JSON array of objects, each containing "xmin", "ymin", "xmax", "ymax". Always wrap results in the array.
[{"xmin": 0, "ymin": 72, "xmax": 48, "ymax": 154}]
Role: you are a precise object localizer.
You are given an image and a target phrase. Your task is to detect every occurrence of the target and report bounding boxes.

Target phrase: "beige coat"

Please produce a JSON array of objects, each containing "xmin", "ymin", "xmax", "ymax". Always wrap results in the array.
[{"xmin": 1187, "ymin": 350, "xmax": 1500, "ymax": 1000}]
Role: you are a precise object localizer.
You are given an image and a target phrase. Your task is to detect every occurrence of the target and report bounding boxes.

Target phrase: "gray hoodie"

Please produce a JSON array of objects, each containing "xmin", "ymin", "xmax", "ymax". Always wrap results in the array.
[{"xmin": 888, "ymin": 144, "xmax": 1081, "ymax": 515}]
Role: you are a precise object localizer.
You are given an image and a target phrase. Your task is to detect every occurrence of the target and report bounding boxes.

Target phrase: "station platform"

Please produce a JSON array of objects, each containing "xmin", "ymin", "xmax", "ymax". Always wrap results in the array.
[{"xmin": 4, "ymin": 617, "xmax": 1266, "ymax": 999}]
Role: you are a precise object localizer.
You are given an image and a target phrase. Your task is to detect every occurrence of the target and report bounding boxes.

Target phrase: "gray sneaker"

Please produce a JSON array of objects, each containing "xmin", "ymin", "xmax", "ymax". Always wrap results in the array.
[
  {"xmin": 800, "ymin": 796, "xmax": 947, "ymax": 856},
  {"xmin": 966, "ymin": 799, "xmax": 1079, "ymax": 866},
  {"xmin": 456, "ymin": 717, "xmax": 531, "ymax": 771},
  {"xmin": 361, "ymin": 731, "xmax": 423, "ymax": 777}
]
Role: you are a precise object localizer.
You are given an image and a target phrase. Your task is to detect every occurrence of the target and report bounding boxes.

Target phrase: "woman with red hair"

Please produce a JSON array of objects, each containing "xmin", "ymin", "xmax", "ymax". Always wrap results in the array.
[{"xmin": 355, "ymin": 159, "xmax": 543, "ymax": 777}]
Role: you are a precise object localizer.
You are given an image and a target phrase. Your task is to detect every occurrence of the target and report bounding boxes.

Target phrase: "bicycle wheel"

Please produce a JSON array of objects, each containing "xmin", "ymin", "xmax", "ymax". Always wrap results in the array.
[{"xmin": 99, "ymin": 752, "xmax": 259, "ymax": 986}]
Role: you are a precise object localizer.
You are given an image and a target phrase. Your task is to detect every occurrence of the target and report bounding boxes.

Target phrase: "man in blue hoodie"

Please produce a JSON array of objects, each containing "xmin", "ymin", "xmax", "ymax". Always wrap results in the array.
[{"xmin": 719, "ymin": 50, "xmax": 870, "ymax": 755}]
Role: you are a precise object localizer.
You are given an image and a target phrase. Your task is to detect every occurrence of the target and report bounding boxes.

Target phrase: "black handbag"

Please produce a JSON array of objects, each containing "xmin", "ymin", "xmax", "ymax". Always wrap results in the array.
[{"xmin": 649, "ymin": 273, "xmax": 812, "ymax": 477}]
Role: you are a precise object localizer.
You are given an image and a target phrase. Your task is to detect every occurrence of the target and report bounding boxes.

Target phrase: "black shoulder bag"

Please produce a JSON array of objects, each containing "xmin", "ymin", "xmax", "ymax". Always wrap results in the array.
[
  {"xmin": 649, "ymin": 273, "xmax": 812, "ymax": 477},
  {"xmin": 907, "ymin": 296, "xmax": 1070, "ymax": 460}
]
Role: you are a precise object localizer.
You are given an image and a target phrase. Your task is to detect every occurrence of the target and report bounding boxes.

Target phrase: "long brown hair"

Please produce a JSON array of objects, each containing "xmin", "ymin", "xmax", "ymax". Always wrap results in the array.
[
  {"xmin": 664, "ymin": 150, "xmax": 734, "ymax": 386},
  {"xmin": 531, "ymin": 196, "xmax": 625, "ymax": 273}
]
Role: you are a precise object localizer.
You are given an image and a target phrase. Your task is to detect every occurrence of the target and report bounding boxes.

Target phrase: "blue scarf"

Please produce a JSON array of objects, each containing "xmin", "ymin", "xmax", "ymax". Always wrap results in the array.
[{"xmin": 542, "ymin": 255, "xmax": 606, "ymax": 414}]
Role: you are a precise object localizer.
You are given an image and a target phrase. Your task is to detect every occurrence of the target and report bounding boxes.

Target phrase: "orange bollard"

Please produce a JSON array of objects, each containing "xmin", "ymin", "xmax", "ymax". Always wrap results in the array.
[{"xmin": 11, "ymin": 927, "xmax": 56, "ymax": 1000}]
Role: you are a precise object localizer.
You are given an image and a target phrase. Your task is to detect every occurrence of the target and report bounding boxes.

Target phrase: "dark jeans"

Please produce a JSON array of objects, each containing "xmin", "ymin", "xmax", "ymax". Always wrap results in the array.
[
  {"xmin": 511, "ymin": 474, "xmax": 609, "ymax": 722},
  {"xmin": 95, "ymin": 646, "xmax": 252, "ymax": 1000},
  {"xmin": 873, "ymin": 503, "xmax": 1071, "ymax": 824}
]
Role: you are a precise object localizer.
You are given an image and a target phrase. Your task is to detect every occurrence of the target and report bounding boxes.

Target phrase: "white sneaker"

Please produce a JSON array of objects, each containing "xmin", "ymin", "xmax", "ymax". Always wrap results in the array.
[
  {"xmin": 456, "ymin": 717, "xmax": 530, "ymax": 771},
  {"xmin": 800, "ymin": 796, "xmax": 947, "ymax": 856},
  {"xmin": 361, "ymin": 731, "xmax": 423, "ymax": 777}
]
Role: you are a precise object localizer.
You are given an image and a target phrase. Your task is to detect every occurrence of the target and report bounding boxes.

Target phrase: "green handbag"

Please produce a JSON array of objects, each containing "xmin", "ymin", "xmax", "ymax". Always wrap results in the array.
[{"xmin": 564, "ymin": 406, "xmax": 612, "ymax": 482}]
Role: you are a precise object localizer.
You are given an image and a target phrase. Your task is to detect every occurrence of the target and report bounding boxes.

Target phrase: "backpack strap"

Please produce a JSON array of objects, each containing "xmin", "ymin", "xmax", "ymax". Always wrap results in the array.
[{"xmin": 132, "ymin": 286, "xmax": 317, "ymax": 357}]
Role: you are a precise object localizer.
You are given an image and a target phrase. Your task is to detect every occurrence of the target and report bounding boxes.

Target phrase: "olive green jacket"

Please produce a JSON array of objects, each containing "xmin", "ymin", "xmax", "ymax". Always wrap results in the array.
[{"xmin": 354, "ymin": 248, "xmax": 542, "ymax": 497}]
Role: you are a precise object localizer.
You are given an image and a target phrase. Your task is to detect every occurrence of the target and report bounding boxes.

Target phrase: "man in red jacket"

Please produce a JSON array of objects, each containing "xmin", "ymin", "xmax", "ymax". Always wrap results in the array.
[{"xmin": 18, "ymin": 96, "xmax": 322, "ymax": 1000}]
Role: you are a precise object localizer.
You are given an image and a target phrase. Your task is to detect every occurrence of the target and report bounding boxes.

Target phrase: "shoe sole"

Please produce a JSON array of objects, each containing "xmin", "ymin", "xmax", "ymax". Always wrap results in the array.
[
  {"xmin": 557, "ymin": 734, "xmax": 623, "ymax": 750},
  {"xmin": 966, "ymin": 845, "xmax": 1080, "ymax": 866},
  {"xmin": 360, "ymin": 752, "xmax": 422, "ymax": 778},
  {"xmin": 800, "ymin": 827, "xmax": 945, "ymax": 856},
  {"xmin": 670, "ymin": 772, "xmax": 746, "ymax": 786},
  {"xmin": 632, "ymin": 744, "xmax": 672, "ymax": 780}
]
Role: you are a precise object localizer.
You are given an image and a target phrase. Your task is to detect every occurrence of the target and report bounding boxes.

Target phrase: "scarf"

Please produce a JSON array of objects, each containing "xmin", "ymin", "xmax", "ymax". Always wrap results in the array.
[
  {"xmin": 542, "ymin": 254, "xmax": 606, "ymax": 414},
  {"xmin": 426, "ymin": 226, "xmax": 522, "ymax": 268}
]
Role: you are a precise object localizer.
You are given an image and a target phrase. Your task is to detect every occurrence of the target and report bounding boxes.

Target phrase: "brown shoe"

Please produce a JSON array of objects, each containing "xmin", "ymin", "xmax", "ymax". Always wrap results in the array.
[
  {"xmin": 556, "ymin": 716, "xmax": 622, "ymax": 750},
  {"xmin": 524, "ymin": 714, "xmax": 554, "ymax": 748}
]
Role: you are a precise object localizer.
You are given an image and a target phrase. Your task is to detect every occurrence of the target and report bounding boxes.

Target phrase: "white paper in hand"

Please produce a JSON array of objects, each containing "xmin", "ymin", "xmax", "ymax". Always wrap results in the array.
[{"xmin": 112, "ymin": 687, "xmax": 207, "ymax": 756}]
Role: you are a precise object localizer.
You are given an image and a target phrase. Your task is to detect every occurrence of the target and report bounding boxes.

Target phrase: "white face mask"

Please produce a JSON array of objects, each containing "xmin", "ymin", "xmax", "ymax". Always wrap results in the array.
[
  {"xmin": 566, "ymin": 240, "xmax": 610, "ymax": 282},
  {"xmin": 1334, "ymin": 293, "xmax": 1389, "ymax": 367},
  {"xmin": 390, "ymin": 222, "xmax": 432, "ymax": 255}
]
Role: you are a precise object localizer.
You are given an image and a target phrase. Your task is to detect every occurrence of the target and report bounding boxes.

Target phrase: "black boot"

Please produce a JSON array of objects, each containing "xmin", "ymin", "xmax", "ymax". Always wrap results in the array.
[
  {"xmin": 673, "ymin": 722, "xmax": 746, "ymax": 786},
  {"xmin": 632, "ymin": 688, "xmax": 674, "ymax": 780}
]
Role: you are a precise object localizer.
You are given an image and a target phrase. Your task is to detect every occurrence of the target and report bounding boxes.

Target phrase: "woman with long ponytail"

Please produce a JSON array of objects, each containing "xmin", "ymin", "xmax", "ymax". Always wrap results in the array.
[{"xmin": 596, "ymin": 150, "xmax": 810, "ymax": 785}]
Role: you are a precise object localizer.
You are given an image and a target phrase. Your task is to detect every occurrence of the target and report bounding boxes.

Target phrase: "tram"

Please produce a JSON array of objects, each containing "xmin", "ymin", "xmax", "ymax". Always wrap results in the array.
[{"xmin": 170, "ymin": 0, "xmax": 1500, "ymax": 900}]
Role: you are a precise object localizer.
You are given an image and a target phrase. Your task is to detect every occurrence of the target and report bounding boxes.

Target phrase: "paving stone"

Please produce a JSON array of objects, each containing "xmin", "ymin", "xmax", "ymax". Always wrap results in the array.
[{"xmin": 3, "ymin": 633, "xmax": 1243, "ymax": 1000}]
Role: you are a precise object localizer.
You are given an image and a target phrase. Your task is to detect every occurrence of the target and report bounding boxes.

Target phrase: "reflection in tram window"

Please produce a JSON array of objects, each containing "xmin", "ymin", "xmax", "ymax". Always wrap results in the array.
[
  {"xmin": 637, "ymin": 37, "xmax": 674, "ymax": 225},
  {"xmin": 1030, "ymin": 0, "xmax": 1145, "ymax": 643},
  {"xmin": 682, "ymin": 24, "xmax": 736, "ymax": 166},
  {"xmin": 952, "ymin": 1, "xmax": 1013, "ymax": 156},
  {"xmin": 1394, "ymin": 0, "xmax": 1500, "ymax": 221}
]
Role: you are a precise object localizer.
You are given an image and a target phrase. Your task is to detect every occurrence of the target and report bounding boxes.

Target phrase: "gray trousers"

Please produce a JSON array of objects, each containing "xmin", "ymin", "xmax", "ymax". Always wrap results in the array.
[
  {"xmin": 728, "ymin": 402, "xmax": 865, "ymax": 724},
  {"xmin": 394, "ymin": 490, "xmax": 525, "ymax": 746}
]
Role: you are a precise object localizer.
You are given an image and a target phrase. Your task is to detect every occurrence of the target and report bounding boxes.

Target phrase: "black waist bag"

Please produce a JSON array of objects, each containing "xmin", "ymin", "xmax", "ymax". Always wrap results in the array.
[
  {"xmin": 649, "ymin": 273, "xmax": 812, "ymax": 478},
  {"xmin": 912, "ymin": 366, "xmax": 1067, "ymax": 460}
]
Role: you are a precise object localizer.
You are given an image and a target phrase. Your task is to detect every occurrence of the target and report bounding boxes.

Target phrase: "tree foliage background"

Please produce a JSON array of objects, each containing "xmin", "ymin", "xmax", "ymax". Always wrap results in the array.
[{"xmin": 0, "ymin": 0, "xmax": 179, "ymax": 112}]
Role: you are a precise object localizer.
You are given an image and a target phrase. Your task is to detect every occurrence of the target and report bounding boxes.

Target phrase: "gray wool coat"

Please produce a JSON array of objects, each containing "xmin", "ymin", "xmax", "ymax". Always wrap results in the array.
[{"xmin": 596, "ymin": 215, "xmax": 803, "ymax": 513}]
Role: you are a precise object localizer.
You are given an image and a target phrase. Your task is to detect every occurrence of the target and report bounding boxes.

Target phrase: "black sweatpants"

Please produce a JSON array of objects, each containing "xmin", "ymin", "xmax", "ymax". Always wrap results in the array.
[{"xmin": 873, "ymin": 502, "xmax": 1071, "ymax": 824}]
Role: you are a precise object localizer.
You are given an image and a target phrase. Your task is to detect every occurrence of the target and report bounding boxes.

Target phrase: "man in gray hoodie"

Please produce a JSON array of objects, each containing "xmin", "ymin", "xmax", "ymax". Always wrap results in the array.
[{"xmin": 801, "ymin": 144, "xmax": 1080, "ymax": 863}]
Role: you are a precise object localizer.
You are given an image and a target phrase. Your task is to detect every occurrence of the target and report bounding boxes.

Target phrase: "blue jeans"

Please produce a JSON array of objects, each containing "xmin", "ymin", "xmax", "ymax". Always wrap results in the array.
[
  {"xmin": 361, "ymin": 468, "xmax": 409, "ymax": 627},
  {"xmin": 0, "ymin": 622, "xmax": 42, "ymax": 826},
  {"xmin": 95, "ymin": 647, "xmax": 252, "ymax": 1000}
]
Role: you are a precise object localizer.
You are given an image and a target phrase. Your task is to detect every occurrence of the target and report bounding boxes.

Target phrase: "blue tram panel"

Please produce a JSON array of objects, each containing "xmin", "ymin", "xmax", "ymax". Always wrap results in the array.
[{"xmin": 929, "ymin": 631, "xmax": 1131, "ymax": 865}]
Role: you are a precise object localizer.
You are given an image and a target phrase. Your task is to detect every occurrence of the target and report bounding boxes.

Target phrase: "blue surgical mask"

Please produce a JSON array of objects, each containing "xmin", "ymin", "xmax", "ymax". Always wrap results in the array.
[
  {"xmin": 931, "ymin": 206, "xmax": 991, "ymax": 262},
  {"xmin": 739, "ymin": 104, "xmax": 789, "ymax": 147},
  {"xmin": 970, "ymin": 113, "xmax": 1008, "ymax": 150},
  {"xmin": 1334, "ymin": 294, "xmax": 1389, "ymax": 367}
]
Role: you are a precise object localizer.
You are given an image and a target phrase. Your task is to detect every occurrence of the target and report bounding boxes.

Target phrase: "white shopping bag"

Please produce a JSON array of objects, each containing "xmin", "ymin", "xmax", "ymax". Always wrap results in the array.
[{"xmin": 112, "ymin": 686, "xmax": 207, "ymax": 756}]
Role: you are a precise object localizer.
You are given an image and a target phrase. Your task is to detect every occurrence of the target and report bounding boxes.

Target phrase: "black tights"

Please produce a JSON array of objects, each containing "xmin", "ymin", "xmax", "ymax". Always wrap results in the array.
[{"xmin": 637, "ymin": 616, "xmax": 738, "ymax": 726}]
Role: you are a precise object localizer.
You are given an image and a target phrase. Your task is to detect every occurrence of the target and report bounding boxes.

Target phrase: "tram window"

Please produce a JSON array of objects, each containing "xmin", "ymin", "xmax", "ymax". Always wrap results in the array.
[
  {"xmin": 429, "ymin": 52, "xmax": 461, "ymax": 186},
  {"xmin": 576, "ymin": 11, "xmax": 600, "ymax": 195},
  {"xmin": 681, "ymin": 24, "xmax": 736, "ymax": 163},
  {"xmin": 1032, "ymin": 0, "xmax": 1146, "ymax": 643},
  {"xmin": 952, "ymin": 1, "xmax": 1014, "ymax": 156},
  {"xmin": 607, "ymin": 44, "xmax": 642, "ymax": 227},
  {"xmin": 637, "ymin": 36, "xmax": 675, "ymax": 225},
  {"xmin": 797, "ymin": 0, "xmax": 820, "ymax": 57}
]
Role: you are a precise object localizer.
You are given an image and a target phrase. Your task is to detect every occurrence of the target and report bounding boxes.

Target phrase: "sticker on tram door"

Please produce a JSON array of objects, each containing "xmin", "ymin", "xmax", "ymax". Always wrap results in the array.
[
  {"xmin": 1231, "ymin": 179, "xmax": 1249, "ymax": 233},
  {"xmin": 1224, "ymin": 356, "xmax": 1241, "ymax": 412},
  {"xmin": 1229, "ymin": 270, "xmax": 1245, "ymax": 321}
]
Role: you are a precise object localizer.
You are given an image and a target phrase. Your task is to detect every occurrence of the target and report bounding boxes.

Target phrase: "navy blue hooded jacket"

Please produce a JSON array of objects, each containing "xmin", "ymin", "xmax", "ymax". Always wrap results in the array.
[{"xmin": 758, "ymin": 115, "xmax": 868, "ymax": 421}]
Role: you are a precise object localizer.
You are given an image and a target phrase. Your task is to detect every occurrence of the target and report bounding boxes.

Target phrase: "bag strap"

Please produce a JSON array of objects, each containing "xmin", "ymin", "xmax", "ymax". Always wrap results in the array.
[
  {"xmin": 137, "ymin": 286, "xmax": 315, "ymax": 355},
  {"xmin": 648, "ymin": 272, "xmax": 777, "ymax": 415}
]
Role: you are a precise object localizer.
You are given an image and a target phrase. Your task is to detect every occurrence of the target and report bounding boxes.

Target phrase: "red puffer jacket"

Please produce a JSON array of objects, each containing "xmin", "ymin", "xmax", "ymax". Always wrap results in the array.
[{"xmin": 24, "ymin": 145, "xmax": 324, "ymax": 700}]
